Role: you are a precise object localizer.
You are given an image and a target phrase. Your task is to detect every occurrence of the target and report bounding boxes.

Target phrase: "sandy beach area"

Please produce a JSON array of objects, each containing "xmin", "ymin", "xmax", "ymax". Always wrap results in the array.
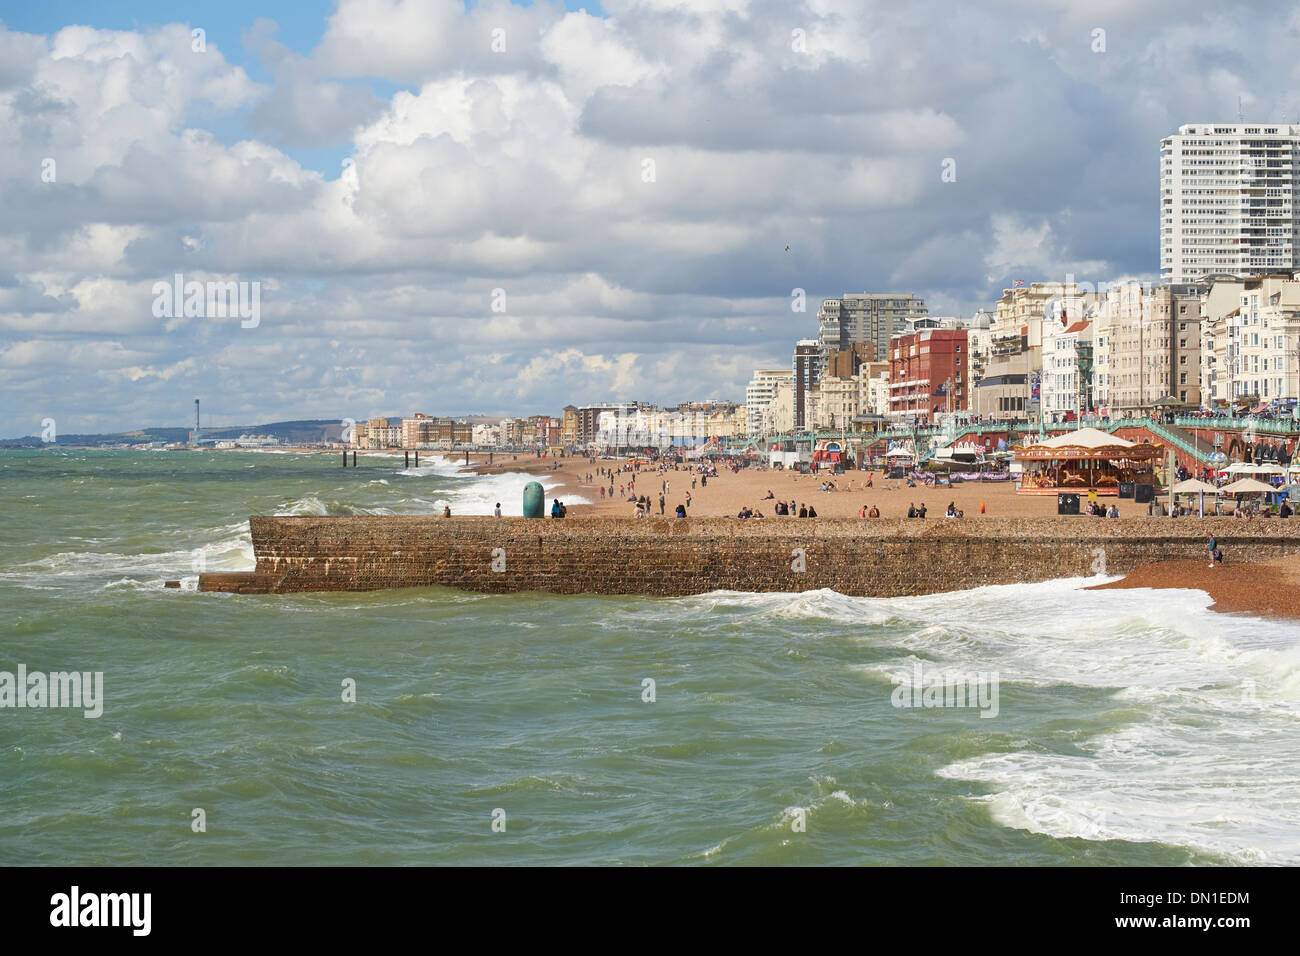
[
  {"xmin": 505, "ymin": 455, "xmax": 1061, "ymax": 519},
  {"xmin": 1091, "ymin": 555, "xmax": 1300, "ymax": 619},
  {"xmin": 281, "ymin": 449, "xmax": 1300, "ymax": 620}
]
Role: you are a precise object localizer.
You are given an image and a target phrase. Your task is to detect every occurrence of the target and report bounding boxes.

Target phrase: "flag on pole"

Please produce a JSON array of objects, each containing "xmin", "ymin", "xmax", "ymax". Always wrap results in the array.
[{"xmin": 1013, "ymin": 279, "xmax": 1025, "ymax": 287}]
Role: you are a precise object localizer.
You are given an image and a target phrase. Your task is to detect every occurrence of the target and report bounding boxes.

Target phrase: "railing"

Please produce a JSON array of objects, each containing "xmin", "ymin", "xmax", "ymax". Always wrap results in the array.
[
  {"xmin": 743, "ymin": 414, "xmax": 1299, "ymax": 462},
  {"xmin": 1105, "ymin": 418, "xmax": 1210, "ymax": 463},
  {"xmin": 1174, "ymin": 415, "xmax": 1300, "ymax": 435}
]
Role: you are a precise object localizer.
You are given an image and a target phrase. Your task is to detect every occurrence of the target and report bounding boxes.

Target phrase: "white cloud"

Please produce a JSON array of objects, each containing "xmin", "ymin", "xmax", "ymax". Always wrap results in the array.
[{"xmin": 3, "ymin": 0, "xmax": 1298, "ymax": 434}]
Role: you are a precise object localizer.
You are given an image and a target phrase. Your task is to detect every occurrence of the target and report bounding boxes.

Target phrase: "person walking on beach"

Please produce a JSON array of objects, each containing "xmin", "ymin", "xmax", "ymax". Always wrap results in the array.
[
  {"xmin": 659, "ymin": 493, "xmax": 665, "ymax": 515},
  {"xmin": 494, "ymin": 502, "xmax": 502, "ymax": 518},
  {"xmin": 1208, "ymin": 535, "xmax": 1218, "ymax": 568},
  {"xmin": 443, "ymin": 505, "xmax": 452, "ymax": 517},
  {"xmin": 685, "ymin": 491, "xmax": 692, "ymax": 508}
]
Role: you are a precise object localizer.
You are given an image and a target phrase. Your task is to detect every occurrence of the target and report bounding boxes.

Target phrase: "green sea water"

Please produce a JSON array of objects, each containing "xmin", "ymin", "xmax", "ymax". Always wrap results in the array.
[{"xmin": 2, "ymin": 449, "xmax": 1298, "ymax": 865}]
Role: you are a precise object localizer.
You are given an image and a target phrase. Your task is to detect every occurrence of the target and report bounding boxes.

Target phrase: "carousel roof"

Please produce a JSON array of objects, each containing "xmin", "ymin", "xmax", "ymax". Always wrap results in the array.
[
  {"xmin": 1015, "ymin": 427, "xmax": 1157, "ymax": 462},
  {"xmin": 1033, "ymin": 427, "xmax": 1136, "ymax": 450}
]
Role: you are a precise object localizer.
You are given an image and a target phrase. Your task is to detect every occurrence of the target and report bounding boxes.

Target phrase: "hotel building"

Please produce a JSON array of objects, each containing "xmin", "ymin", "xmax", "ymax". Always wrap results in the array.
[{"xmin": 1161, "ymin": 123, "xmax": 1300, "ymax": 282}]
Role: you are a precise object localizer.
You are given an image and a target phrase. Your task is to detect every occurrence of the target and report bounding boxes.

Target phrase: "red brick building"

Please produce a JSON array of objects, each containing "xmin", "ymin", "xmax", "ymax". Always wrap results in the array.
[{"xmin": 889, "ymin": 329, "xmax": 969, "ymax": 421}]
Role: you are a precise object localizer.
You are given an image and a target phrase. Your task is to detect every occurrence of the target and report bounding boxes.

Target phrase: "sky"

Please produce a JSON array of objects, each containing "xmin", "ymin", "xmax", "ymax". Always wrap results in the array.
[{"xmin": 3, "ymin": 0, "xmax": 1300, "ymax": 436}]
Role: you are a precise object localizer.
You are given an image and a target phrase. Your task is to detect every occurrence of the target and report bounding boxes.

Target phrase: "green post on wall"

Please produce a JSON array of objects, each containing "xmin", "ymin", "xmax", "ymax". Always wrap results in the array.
[{"xmin": 522, "ymin": 481, "xmax": 545, "ymax": 518}]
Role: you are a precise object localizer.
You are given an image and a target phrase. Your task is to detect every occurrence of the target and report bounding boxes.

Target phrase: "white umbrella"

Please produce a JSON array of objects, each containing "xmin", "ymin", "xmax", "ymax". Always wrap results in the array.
[
  {"xmin": 1219, "ymin": 478, "xmax": 1277, "ymax": 495},
  {"xmin": 1172, "ymin": 478, "xmax": 1218, "ymax": 495},
  {"xmin": 1225, "ymin": 462, "xmax": 1265, "ymax": 475},
  {"xmin": 1174, "ymin": 477, "xmax": 1219, "ymax": 516}
]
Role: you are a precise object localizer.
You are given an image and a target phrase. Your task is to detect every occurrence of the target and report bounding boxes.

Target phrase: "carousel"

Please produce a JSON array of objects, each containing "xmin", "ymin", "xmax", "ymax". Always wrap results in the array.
[{"xmin": 1014, "ymin": 428, "xmax": 1164, "ymax": 495}]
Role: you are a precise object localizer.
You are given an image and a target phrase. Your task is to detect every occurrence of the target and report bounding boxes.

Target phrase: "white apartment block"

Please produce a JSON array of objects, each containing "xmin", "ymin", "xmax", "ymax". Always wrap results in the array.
[
  {"xmin": 1200, "ymin": 275, "xmax": 1300, "ymax": 407},
  {"xmin": 965, "ymin": 310, "xmax": 994, "ymax": 389},
  {"xmin": 1042, "ymin": 317, "xmax": 1092, "ymax": 420},
  {"xmin": 1161, "ymin": 124, "xmax": 1300, "ymax": 282},
  {"xmin": 810, "ymin": 375, "xmax": 859, "ymax": 430},
  {"xmin": 1093, "ymin": 280, "xmax": 1204, "ymax": 415},
  {"xmin": 745, "ymin": 369, "xmax": 793, "ymax": 435},
  {"xmin": 655, "ymin": 403, "xmax": 748, "ymax": 444},
  {"xmin": 471, "ymin": 422, "xmax": 502, "ymax": 446},
  {"xmin": 364, "ymin": 419, "xmax": 401, "ymax": 448},
  {"xmin": 759, "ymin": 381, "xmax": 796, "ymax": 436},
  {"xmin": 859, "ymin": 361, "xmax": 892, "ymax": 418}
]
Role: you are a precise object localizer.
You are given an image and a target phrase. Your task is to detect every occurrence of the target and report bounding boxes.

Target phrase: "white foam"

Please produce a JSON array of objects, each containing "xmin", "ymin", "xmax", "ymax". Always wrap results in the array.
[{"xmin": 688, "ymin": 579, "xmax": 1300, "ymax": 863}]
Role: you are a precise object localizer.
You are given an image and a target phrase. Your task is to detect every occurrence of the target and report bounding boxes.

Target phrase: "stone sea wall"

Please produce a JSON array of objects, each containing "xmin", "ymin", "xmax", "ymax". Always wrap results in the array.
[{"xmin": 195, "ymin": 516, "xmax": 1300, "ymax": 596}]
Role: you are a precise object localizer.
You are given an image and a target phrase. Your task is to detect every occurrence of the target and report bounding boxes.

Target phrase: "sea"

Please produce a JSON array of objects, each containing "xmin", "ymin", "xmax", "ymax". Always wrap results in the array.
[{"xmin": 2, "ymin": 448, "xmax": 1298, "ymax": 866}]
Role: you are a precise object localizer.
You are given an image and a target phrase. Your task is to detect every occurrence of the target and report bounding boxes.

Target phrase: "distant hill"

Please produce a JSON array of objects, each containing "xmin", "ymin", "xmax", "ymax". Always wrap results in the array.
[{"xmin": 197, "ymin": 420, "xmax": 350, "ymax": 444}]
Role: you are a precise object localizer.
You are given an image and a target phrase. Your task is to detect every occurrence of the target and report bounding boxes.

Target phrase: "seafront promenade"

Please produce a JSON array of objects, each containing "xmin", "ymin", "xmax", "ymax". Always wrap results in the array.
[{"xmin": 197, "ymin": 515, "xmax": 1300, "ymax": 601}]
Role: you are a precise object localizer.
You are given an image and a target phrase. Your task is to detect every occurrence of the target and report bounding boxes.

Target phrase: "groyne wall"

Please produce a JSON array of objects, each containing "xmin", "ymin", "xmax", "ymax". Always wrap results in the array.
[{"xmin": 196, "ymin": 516, "xmax": 1300, "ymax": 596}]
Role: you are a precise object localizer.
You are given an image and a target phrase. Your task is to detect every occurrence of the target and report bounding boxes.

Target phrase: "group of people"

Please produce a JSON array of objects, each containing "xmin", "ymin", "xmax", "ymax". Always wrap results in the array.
[
  {"xmin": 768, "ymin": 501, "xmax": 818, "ymax": 517},
  {"xmin": 1147, "ymin": 497, "xmax": 1293, "ymax": 518},
  {"xmin": 632, "ymin": 494, "xmax": 662, "ymax": 517},
  {"xmin": 1084, "ymin": 500, "xmax": 1120, "ymax": 518}
]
